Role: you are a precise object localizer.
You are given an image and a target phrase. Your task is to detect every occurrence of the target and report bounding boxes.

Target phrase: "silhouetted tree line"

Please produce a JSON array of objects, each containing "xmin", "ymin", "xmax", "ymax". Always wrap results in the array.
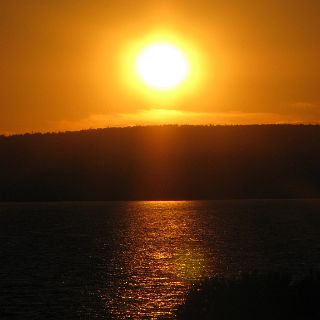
[
  {"xmin": 176, "ymin": 272, "xmax": 320, "ymax": 320},
  {"xmin": 0, "ymin": 125, "xmax": 319, "ymax": 201}
]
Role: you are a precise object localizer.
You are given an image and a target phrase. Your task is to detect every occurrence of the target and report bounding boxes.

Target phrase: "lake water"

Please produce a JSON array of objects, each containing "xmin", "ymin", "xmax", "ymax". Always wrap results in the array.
[{"xmin": 1, "ymin": 200, "xmax": 320, "ymax": 319}]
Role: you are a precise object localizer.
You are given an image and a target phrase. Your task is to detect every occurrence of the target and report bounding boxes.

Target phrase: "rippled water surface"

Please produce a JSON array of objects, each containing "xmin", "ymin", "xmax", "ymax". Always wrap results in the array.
[{"xmin": 1, "ymin": 200, "xmax": 320, "ymax": 319}]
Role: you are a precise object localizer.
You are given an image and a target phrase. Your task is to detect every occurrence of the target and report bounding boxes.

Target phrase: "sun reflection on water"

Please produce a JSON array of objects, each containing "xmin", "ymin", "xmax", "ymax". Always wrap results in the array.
[{"xmin": 104, "ymin": 201, "xmax": 211, "ymax": 319}]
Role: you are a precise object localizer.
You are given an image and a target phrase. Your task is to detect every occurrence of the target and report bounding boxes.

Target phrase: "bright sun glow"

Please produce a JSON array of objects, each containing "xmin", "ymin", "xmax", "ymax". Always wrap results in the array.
[{"xmin": 136, "ymin": 43, "xmax": 189, "ymax": 90}]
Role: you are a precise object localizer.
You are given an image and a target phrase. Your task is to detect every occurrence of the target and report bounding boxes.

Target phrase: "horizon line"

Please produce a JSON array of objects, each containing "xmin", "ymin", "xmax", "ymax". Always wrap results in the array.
[{"xmin": 2, "ymin": 123, "xmax": 320, "ymax": 138}]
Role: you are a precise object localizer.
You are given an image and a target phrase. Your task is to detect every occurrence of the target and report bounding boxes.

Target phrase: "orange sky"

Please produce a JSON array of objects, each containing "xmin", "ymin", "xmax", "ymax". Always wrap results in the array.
[{"xmin": 1, "ymin": 0, "xmax": 320, "ymax": 134}]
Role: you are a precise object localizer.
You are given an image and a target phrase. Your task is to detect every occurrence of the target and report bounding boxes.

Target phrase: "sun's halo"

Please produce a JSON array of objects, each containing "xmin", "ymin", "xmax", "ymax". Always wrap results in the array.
[{"xmin": 136, "ymin": 43, "xmax": 189, "ymax": 90}]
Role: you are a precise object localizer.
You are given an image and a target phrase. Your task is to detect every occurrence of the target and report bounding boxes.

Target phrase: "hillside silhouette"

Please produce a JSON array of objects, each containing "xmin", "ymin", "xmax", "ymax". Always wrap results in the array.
[{"xmin": 1, "ymin": 125, "xmax": 320, "ymax": 201}]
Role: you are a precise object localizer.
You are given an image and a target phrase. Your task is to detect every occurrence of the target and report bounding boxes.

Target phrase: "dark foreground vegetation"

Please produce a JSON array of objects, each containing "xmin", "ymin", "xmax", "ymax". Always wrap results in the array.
[
  {"xmin": 1, "ymin": 125, "xmax": 320, "ymax": 201},
  {"xmin": 177, "ymin": 272, "xmax": 320, "ymax": 320}
]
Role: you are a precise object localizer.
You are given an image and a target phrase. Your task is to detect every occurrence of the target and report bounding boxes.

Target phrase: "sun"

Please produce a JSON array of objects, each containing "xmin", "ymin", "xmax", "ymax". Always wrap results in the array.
[{"xmin": 136, "ymin": 43, "xmax": 189, "ymax": 90}]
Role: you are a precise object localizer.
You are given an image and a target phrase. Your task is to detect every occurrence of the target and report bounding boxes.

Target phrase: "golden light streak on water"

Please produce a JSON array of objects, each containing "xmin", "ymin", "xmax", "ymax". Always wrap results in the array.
[{"xmin": 104, "ymin": 201, "xmax": 211, "ymax": 319}]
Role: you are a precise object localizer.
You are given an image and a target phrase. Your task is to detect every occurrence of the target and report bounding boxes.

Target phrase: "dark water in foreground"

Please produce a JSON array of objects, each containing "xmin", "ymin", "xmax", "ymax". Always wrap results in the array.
[{"xmin": 0, "ymin": 200, "xmax": 320, "ymax": 319}]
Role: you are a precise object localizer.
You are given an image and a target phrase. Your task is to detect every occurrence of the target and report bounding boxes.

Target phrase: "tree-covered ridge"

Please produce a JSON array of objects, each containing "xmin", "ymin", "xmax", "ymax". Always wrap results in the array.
[{"xmin": 1, "ymin": 125, "xmax": 320, "ymax": 201}]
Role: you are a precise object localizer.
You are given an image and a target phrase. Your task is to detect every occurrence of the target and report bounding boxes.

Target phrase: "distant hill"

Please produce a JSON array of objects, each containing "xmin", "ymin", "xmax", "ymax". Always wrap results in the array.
[{"xmin": 1, "ymin": 125, "xmax": 320, "ymax": 201}]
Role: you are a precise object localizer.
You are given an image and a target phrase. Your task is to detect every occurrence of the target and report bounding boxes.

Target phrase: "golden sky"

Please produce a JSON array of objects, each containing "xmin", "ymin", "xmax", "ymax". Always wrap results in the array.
[{"xmin": 1, "ymin": 0, "xmax": 320, "ymax": 134}]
